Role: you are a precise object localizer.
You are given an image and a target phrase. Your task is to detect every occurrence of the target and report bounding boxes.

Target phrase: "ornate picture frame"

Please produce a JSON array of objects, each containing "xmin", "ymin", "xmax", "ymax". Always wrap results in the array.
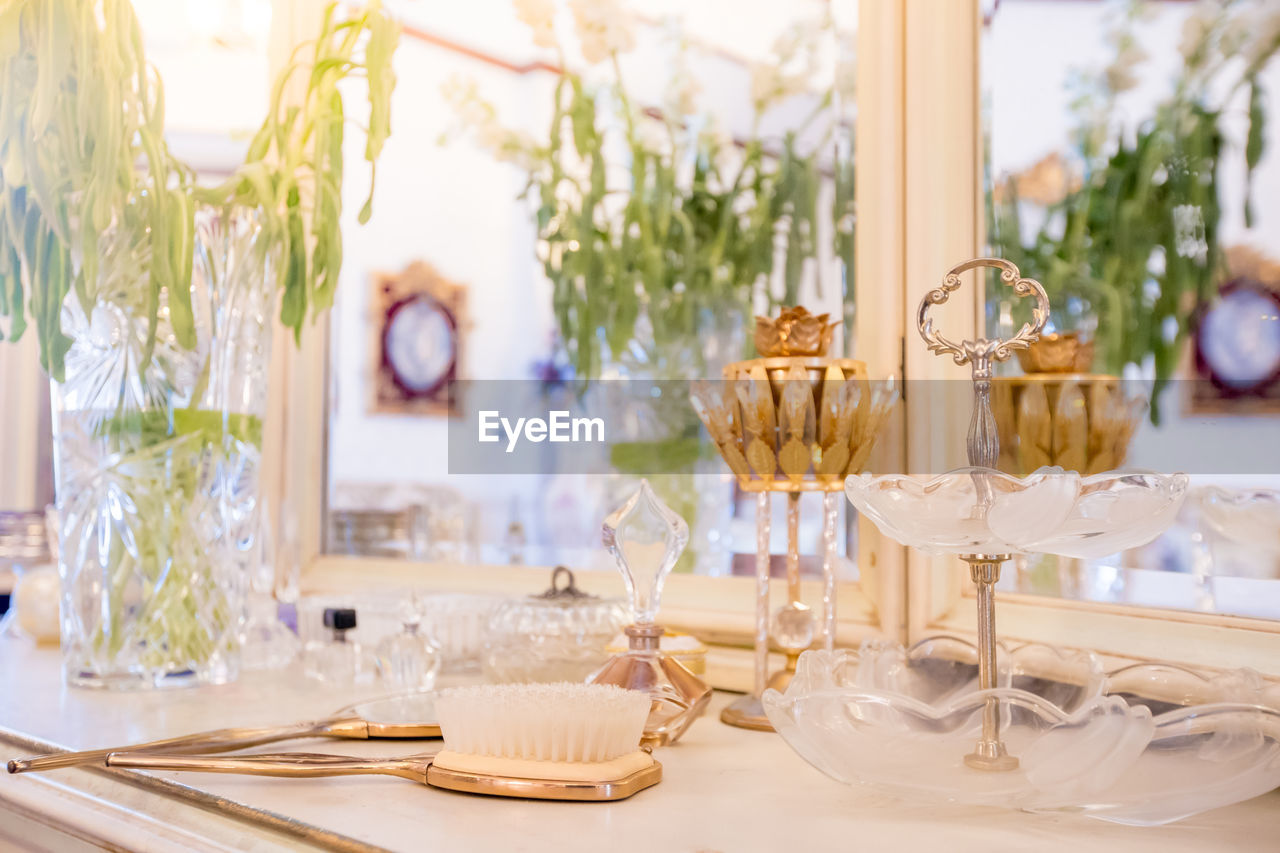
[{"xmin": 369, "ymin": 261, "xmax": 467, "ymax": 416}]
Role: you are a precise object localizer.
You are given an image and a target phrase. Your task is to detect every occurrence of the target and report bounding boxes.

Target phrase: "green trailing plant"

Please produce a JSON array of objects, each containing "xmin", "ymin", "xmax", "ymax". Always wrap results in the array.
[
  {"xmin": 989, "ymin": 0, "xmax": 1280, "ymax": 423},
  {"xmin": 538, "ymin": 98, "xmax": 823, "ymax": 381},
  {"xmin": 199, "ymin": 1, "xmax": 399, "ymax": 344},
  {"xmin": 447, "ymin": 2, "xmax": 853, "ymax": 573},
  {"xmin": 0, "ymin": 0, "xmax": 399, "ymax": 677},
  {"xmin": 0, "ymin": 0, "xmax": 400, "ymax": 378},
  {"xmin": 992, "ymin": 105, "xmax": 1227, "ymax": 423},
  {"xmin": 446, "ymin": 1, "xmax": 854, "ymax": 381}
]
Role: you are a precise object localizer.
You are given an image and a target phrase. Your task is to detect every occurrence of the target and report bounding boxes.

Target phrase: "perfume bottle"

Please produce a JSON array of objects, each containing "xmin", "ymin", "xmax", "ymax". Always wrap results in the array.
[
  {"xmin": 590, "ymin": 480, "xmax": 711, "ymax": 747},
  {"xmin": 306, "ymin": 608, "xmax": 368, "ymax": 685},
  {"xmin": 502, "ymin": 497, "xmax": 527, "ymax": 565},
  {"xmin": 241, "ymin": 501, "xmax": 300, "ymax": 670},
  {"xmin": 376, "ymin": 597, "xmax": 442, "ymax": 690}
]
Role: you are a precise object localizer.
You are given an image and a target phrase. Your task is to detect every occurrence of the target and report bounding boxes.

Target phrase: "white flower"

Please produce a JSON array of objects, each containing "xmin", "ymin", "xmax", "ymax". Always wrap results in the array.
[
  {"xmin": 1104, "ymin": 63, "xmax": 1138, "ymax": 94},
  {"xmin": 697, "ymin": 120, "xmax": 738, "ymax": 182},
  {"xmin": 833, "ymin": 27, "xmax": 856, "ymax": 104},
  {"xmin": 441, "ymin": 74, "xmax": 494, "ymax": 129},
  {"xmin": 1172, "ymin": 204, "xmax": 1208, "ymax": 263},
  {"xmin": 1178, "ymin": 3, "xmax": 1217, "ymax": 63},
  {"xmin": 749, "ymin": 63, "xmax": 807, "ymax": 113},
  {"xmin": 666, "ymin": 72, "xmax": 701, "ymax": 117},
  {"xmin": 514, "ymin": 0, "xmax": 557, "ymax": 50},
  {"xmin": 834, "ymin": 57, "xmax": 855, "ymax": 104},
  {"xmin": 1103, "ymin": 33, "xmax": 1148, "ymax": 94},
  {"xmin": 482, "ymin": 125, "xmax": 537, "ymax": 165},
  {"xmin": 771, "ymin": 24, "xmax": 804, "ymax": 67},
  {"xmin": 1220, "ymin": 12, "xmax": 1253, "ymax": 57},
  {"xmin": 1241, "ymin": 5, "xmax": 1280, "ymax": 69},
  {"xmin": 771, "ymin": 16, "xmax": 825, "ymax": 77},
  {"xmin": 569, "ymin": 0, "xmax": 635, "ymax": 65},
  {"xmin": 441, "ymin": 73, "xmax": 533, "ymax": 166},
  {"xmin": 636, "ymin": 119, "xmax": 671, "ymax": 158}
]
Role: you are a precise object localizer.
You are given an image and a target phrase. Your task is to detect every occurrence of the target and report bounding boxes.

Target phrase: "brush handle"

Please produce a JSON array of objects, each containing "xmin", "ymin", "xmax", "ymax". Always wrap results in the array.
[
  {"xmin": 104, "ymin": 750, "xmax": 434, "ymax": 783},
  {"xmin": 7, "ymin": 716, "xmax": 369, "ymax": 774}
]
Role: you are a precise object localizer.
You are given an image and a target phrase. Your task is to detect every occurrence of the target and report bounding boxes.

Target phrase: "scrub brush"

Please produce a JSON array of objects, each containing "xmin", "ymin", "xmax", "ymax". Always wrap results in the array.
[{"xmin": 429, "ymin": 682, "xmax": 660, "ymax": 797}]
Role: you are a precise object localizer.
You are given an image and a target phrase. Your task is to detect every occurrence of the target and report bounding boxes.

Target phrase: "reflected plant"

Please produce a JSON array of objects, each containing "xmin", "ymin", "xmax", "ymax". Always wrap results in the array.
[
  {"xmin": 989, "ymin": 0, "xmax": 1280, "ymax": 422},
  {"xmin": 445, "ymin": 0, "xmax": 854, "ymax": 381}
]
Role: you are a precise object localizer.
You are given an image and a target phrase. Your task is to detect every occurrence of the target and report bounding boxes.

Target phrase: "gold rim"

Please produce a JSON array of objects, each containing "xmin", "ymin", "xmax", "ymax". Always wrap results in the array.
[
  {"xmin": 723, "ymin": 356, "xmax": 867, "ymax": 378},
  {"xmin": 720, "ymin": 702, "xmax": 775, "ymax": 732},
  {"xmin": 991, "ymin": 373, "xmax": 1119, "ymax": 383},
  {"xmin": 425, "ymin": 760, "xmax": 662, "ymax": 802},
  {"xmin": 364, "ymin": 722, "xmax": 441, "ymax": 738}
]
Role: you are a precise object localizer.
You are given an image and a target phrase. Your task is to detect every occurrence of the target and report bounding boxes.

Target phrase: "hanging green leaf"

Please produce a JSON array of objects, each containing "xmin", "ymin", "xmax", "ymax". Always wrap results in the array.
[
  {"xmin": 1244, "ymin": 77, "xmax": 1265, "ymax": 229},
  {"xmin": 0, "ymin": 1, "xmax": 401, "ymax": 378}
]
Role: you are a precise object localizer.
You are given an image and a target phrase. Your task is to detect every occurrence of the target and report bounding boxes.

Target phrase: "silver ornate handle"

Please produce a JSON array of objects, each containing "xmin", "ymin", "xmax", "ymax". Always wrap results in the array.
[
  {"xmin": 918, "ymin": 258, "xmax": 1049, "ymax": 370},
  {"xmin": 916, "ymin": 258, "xmax": 1050, "ymax": 470}
]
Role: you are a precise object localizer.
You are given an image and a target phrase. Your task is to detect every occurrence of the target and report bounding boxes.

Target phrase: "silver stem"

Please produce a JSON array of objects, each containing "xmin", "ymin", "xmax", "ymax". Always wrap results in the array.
[
  {"xmin": 963, "ymin": 556, "xmax": 1017, "ymax": 771},
  {"xmin": 917, "ymin": 258, "xmax": 1050, "ymax": 773}
]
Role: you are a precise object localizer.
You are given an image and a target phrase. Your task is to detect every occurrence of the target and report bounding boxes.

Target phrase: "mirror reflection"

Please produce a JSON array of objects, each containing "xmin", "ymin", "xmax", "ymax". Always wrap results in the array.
[
  {"xmin": 323, "ymin": 0, "xmax": 861, "ymax": 579},
  {"xmin": 984, "ymin": 0, "xmax": 1280, "ymax": 618}
]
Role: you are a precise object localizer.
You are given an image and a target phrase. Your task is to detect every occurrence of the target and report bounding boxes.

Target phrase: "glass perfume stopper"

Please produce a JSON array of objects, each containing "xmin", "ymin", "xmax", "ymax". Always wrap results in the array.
[
  {"xmin": 376, "ymin": 596, "xmax": 441, "ymax": 690},
  {"xmin": 602, "ymin": 480, "xmax": 690, "ymax": 625}
]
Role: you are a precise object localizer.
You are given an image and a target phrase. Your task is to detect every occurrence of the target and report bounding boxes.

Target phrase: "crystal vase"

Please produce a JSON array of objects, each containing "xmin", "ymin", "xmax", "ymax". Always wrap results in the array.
[
  {"xmin": 598, "ymin": 307, "xmax": 746, "ymax": 575},
  {"xmin": 51, "ymin": 205, "xmax": 275, "ymax": 688}
]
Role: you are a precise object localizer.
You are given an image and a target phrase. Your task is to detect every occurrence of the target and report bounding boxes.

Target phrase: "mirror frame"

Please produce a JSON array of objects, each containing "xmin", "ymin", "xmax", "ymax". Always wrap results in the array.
[
  {"xmin": 902, "ymin": 0, "xmax": 1280, "ymax": 678},
  {"xmin": 4, "ymin": 1, "xmax": 1274, "ymax": 686},
  {"xmin": 271, "ymin": 0, "xmax": 1280, "ymax": 682}
]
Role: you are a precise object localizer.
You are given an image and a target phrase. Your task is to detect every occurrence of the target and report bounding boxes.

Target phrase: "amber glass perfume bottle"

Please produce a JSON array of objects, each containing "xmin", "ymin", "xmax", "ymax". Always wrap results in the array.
[{"xmin": 590, "ymin": 480, "xmax": 711, "ymax": 747}]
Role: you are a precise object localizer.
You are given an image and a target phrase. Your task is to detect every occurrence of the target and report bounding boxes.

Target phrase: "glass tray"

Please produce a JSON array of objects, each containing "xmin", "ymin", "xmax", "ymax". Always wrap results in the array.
[{"xmin": 763, "ymin": 636, "xmax": 1280, "ymax": 825}]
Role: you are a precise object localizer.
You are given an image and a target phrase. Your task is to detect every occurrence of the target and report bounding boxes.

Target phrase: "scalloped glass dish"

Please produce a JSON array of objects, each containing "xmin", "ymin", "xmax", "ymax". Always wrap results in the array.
[
  {"xmin": 763, "ymin": 638, "xmax": 1280, "ymax": 825},
  {"xmin": 1199, "ymin": 486, "xmax": 1280, "ymax": 553},
  {"xmin": 844, "ymin": 467, "xmax": 1188, "ymax": 559}
]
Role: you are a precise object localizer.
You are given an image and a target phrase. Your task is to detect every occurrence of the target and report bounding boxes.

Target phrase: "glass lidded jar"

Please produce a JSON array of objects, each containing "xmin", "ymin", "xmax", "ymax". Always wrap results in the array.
[{"xmin": 482, "ymin": 566, "xmax": 627, "ymax": 684}]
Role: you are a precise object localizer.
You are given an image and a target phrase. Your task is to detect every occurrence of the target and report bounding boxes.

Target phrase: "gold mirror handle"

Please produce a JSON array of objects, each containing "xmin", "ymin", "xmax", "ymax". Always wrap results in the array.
[
  {"xmin": 104, "ymin": 750, "xmax": 434, "ymax": 783},
  {"xmin": 7, "ymin": 716, "xmax": 369, "ymax": 774}
]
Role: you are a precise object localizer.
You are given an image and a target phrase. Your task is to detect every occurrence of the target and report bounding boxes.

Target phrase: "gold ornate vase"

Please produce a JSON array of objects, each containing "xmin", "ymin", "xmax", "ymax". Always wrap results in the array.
[
  {"xmin": 991, "ymin": 374, "xmax": 1145, "ymax": 476},
  {"xmin": 691, "ymin": 307, "xmax": 896, "ymax": 731}
]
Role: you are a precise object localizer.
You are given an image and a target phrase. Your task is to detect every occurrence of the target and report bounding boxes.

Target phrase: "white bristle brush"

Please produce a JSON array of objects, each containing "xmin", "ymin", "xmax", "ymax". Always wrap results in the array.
[{"xmin": 431, "ymin": 682, "xmax": 656, "ymax": 787}]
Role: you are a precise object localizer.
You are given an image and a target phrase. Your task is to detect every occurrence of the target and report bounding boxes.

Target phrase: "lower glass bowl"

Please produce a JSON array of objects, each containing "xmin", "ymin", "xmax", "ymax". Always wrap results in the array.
[{"xmin": 762, "ymin": 637, "xmax": 1280, "ymax": 825}]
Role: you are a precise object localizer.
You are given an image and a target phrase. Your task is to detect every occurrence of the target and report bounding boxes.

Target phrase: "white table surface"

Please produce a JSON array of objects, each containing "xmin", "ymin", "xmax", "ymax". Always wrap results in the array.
[{"xmin": 1, "ymin": 641, "xmax": 1278, "ymax": 853}]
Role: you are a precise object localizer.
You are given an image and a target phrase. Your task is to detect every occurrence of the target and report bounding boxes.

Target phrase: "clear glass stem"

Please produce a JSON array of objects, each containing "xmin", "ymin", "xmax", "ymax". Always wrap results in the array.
[
  {"xmin": 754, "ymin": 491, "xmax": 770, "ymax": 698},
  {"xmin": 786, "ymin": 492, "xmax": 801, "ymax": 604},
  {"xmin": 821, "ymin": 491, "xmax": 839, "ymax": 651},
  {"xmin": 1190, "ymin": 530, "xmax": 1216, "ymax": 612}
]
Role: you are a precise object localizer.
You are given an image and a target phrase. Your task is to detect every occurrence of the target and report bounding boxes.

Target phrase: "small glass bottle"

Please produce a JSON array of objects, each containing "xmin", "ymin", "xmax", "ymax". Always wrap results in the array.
[
  {"xmin": 241, "ymin": 500, "xmax": 300, "ymax": 670},
  {"xmin": 0, "ymin": 510, "xmax": 56, "ymax": 643},
  {"xmin": 375, "ymin": 598, "xmax": 441, "ymax": 691},
  {"xmin": 502, "ymin": 497, "xmax": 527, "ymax": 565},
  {"xmin": 307, "ymin": 608, "xmax": 367, "ymax": 685}
]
